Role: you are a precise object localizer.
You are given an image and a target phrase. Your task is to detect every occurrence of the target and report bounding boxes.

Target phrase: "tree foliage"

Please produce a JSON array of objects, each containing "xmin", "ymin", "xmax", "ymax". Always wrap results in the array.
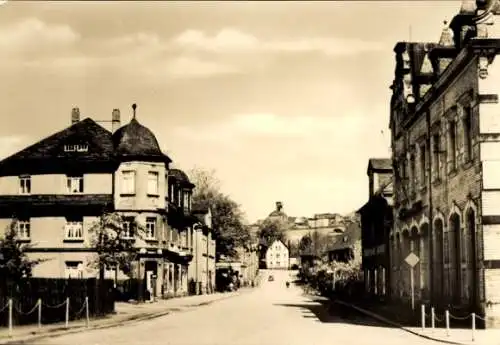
[
  {"xmin": 88, "ymin": 212, "xmax": 146, "ymax": 279},
  {"xmin": 298, "ymin": 230, "xmax": 329, "ymax": 257},
  {"xmin": 188, "ymin": 167, "xmax": 250, "ymax": 260},
  {"xmin": 257, "ymin": 218, "xmax": 287, "ymax": 248},
  {"xmin": 0, "ymin": 220, "xmax": 47, "ymax": 283}
]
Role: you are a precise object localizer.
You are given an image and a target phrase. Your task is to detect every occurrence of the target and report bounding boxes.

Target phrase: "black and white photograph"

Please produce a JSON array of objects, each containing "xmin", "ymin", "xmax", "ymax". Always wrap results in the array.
[{"xmin": 0, "ymin": 0, "xmax": 499, "ymax": 344}]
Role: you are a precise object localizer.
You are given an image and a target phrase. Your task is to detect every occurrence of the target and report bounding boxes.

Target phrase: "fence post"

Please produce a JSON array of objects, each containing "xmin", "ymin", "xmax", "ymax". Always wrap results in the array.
[
  {"xmin": 65, "ymin": 298, "xmax": 69, "ymax": 328},
  {"xmin": 472, "ymin": 313, "xmax": 476, "ymax": 342},
  {"xmin": 421, "ymin": 304, "xmax": 425, "ymax": 331},
  {"xmin": 431, "ymin": 307, "xmax": 435, "ymax": 332},
  {"xmin": 8, "ymin": 298, "xmax": 12, "ymax": 337},
  {"xmin": 445, "ymin": 310, "xmax": 450, "ymax": 337},
  {"xmin": 85, "ymin": 297, "xmax": 89, "ymax": 328},
  {"xmin": 37, "ymin": 298, "xmax": 42, "ymax": 329}
]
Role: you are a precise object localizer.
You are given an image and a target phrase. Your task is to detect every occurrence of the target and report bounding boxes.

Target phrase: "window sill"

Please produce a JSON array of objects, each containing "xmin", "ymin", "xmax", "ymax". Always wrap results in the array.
[
  {"xmin": 120, "ymin": 193, "xmax": 136, "ymax": 197},
  {"xmin": 121, "ymin": 237, "xmax": 136, "ymax": 241},
  {"xmin": 147, "ymin": 194, "xmax": 159, "ymax": 198},
  {"xmin": 145, "ymin": 238, "xmax": 158, "ymax": 242},
  {"xmin": 63, "ymin": 238, "xmax": 84, "ymax": 243}
]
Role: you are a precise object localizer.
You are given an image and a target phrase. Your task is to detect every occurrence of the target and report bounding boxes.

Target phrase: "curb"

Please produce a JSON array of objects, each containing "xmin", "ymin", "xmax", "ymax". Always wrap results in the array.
[
  {"xmin": 332, "ymin": 300, "xmax": 468, "ymax": 345},
  {"xmin": 0, "ymin": 292, "xmax": 244, "ymax": 345}
]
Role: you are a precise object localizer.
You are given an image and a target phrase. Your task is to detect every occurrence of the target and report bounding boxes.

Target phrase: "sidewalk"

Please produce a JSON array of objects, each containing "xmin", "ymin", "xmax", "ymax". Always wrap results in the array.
[
  {"xmin": 333, "ymin": 299, "xmax": 500, "ymax": 345},
  {"xmin": 0, "ymin": 289, "xmax": 249, "ymax": 345}
]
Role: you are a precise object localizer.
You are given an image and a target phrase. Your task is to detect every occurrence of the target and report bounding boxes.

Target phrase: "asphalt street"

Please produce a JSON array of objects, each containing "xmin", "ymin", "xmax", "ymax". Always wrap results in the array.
[{"xmin": 35, "ymin": 270, "xmax": 438, "ymax": 345}]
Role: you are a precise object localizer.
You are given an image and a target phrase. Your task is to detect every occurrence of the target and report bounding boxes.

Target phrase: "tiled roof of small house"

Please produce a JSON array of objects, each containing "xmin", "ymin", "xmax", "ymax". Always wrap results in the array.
[
  {"xmin": 113, "ymin": 117, "xmax": 171, "ymax": 163},
  {"xmin": 367, "ymin": 158, "xmax": 392, "ymax": 173},
  {"xmin": 168, "ymin": 168, "xmax": 195, "ymax": 188}
]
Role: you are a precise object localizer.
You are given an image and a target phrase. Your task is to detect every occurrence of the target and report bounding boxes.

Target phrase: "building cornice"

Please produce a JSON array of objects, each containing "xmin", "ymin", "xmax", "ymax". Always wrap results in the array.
[{"xmin": 403, "ymin": 39, "xmax": 500, "ymax": 130}]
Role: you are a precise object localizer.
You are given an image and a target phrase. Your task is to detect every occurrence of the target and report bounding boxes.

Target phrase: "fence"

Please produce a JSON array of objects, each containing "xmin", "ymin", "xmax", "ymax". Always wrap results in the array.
[
  {"xmin": 0, "ymin": 278, "xmax": 115, "ymax": 327},
  {"xmin": 0, "ymin": 296, "xmax": 92, "ymax": 337},
  {"xmin": 419, "ymin": 304, "xmax": 487, "ymax": 342}
]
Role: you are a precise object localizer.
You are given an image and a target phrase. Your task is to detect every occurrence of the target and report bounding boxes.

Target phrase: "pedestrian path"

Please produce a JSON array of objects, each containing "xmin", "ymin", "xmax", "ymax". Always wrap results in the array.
[
  {"xmin": 0, "ymin": 290, "xmax": 246, "ymax": 345},
  {"xmin": 334, "ymin": 299, "xmax": 500, "ymax": 345}
]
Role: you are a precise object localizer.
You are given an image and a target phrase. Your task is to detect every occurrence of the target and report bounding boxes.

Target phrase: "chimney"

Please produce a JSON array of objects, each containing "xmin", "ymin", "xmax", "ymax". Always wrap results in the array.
[
  {"xmin": 112, "ymin": 109, "xmax": 121, "ymax": 133},
  {"xmin": 276, "ymin": 201, "xmax": 283, "ymax": 212},
  {"xmin": 71, "ymin": 107, "xmax": 80, "ymax": 125}
]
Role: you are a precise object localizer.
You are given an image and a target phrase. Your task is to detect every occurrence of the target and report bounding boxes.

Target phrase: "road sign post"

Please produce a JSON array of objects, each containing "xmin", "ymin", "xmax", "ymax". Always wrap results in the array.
[{"xmin": 404, "ymin": 252, "xmax": 420, "ymax": 311}]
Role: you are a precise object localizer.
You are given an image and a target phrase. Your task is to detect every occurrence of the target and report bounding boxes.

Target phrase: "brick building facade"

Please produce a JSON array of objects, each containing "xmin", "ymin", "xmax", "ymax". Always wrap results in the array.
[{"xmin": 389, "ymin": 1, "xmax": 500, "ymax": 327}]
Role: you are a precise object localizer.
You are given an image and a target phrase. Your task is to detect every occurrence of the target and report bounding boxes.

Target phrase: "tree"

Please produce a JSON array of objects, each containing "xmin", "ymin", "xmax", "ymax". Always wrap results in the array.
[
  {"xmin": 298, "ymin": 230, "xmax": 329, "ymax": 257},
  {"xmin": 88, "ymin": 212, "xmax": 146, "ymax": 281},
  {"xmin": 188, "ymin": 168, "xmax": 250, "ymax": 260},
  {"xmin": 0, "ymin": 220, "xmax": 47, "ymax": 283},
  {"xmin": 257, "ymin": 218, "xmax": 287, "ymax": 248}
]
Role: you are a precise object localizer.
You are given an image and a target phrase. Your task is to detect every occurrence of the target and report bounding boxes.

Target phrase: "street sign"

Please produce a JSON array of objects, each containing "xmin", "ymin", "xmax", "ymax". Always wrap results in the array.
[
  {"xmin": 405, "ymin": 252, "xmax": 420, "ymax": 267},
  {"xmin": 404, "ymin": 252, "xmax": 420, "ymax": 311}
]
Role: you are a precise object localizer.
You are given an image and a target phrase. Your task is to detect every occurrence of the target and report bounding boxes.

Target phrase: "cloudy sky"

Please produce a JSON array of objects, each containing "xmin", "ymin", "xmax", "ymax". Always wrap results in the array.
[{"xmin": 0, "ymin": 1, "xmax": 462, "ymax": 222}]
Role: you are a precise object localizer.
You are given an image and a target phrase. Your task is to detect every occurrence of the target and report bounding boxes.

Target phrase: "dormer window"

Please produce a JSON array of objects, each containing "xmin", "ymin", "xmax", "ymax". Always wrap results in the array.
[
  {"xmin": 67, "ymin": 175, "xmax": 84, "ymax": 194},
  {"xmin": 64, "ymin": 144, "xmax": 88, "ymax": 152}
]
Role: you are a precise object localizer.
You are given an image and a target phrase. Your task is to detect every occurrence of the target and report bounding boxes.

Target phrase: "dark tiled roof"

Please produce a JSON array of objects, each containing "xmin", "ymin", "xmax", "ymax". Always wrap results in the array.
[
  {"xmin": 368, "ymin": 158, "xmax": 392, "ymax": 172},
  {"xmin": 0, "ymin": 118, "xmax": 114, "ymax": 163},
  {"xmin": 0, "ymin": 117, "xmax": 175, "ymax": 175},
  {"xmin": 168, "ymin": 168, "xmax": 195, "ymax": 188},
  {"xmin": 112, "ymin": 118, "xmax": 171, "ymax": 163}
]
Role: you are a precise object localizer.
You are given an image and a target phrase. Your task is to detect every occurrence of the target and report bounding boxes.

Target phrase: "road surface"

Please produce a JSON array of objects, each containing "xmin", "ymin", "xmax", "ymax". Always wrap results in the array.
[{"xmin": 37, "ymin": 270, "xmax": 436, "ymax": 345}]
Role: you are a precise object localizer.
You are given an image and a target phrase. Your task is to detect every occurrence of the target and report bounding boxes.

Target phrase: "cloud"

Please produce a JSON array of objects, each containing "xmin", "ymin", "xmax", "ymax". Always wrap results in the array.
[
  {"xmin": 164, "ymin": 56, "xmax": 240, "ymax": 78},
  {"xmin": 173, "ymin": 112, "xmax": 367, "ymax": 142},
  {"xmin": 173, "ymin": 28, "xmax": 384, "ymax": 56},
  {"xmin": 0, "ymin": 18, "xmax": 79, "ymax": 55}
]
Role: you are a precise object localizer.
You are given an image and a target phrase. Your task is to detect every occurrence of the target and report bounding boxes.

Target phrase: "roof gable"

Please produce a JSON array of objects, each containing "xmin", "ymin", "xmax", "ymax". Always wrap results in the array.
[{"xmin": 0, "ymin": 118, "xmax": 114, "ymax": 174}]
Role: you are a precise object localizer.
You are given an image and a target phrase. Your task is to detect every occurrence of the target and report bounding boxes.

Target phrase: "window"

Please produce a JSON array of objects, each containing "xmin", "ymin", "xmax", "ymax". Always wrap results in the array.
[
  {"xmin": 432, "ymin": 134, "xmax": 440, "ymax": 181},
  {"xmin": 19, "ymin": 175, "xmax": 31, "ymax": 195},
  {"xmin": 448, "ymin": 121, "xmax": 457, "ymax": 171},
  {"xmin": 67, "ymin": 175, "xmax": 83, "ymax": 193},
  {"xmin": 65, "ymin": 217, "xmax": 83, "ymax": 239},
  {"xmin": 121, "ymin": 171, "xmax": 135, "ymax": 195},
  {"xmin": 419, "ymin": 143, "xmax": 426, "ymax": 187},
  {"xmin": 64, "ymin": 144, "xmax": 88, "ymax": 152},
  {"xmin": 147, "ymin": 171, "xmax": 159, "ymax": 195},
  {"xmin": 177, "ymin": 189, "xmax": 182, "ymax": 207},
  {"xmin": 410, "ymin": 152, "xmax": 416, "ymax": 192},
  {"xmin": 122, "ymin": 217, "xmax": 135, "ymax": 239},
  {"xmin": 65, "ymin": 261, "xmax": 83, "ymax": 279},
  {"xmin": 169, "ymin": 184, "xmax": 174, "ymax": 203},
  {"xmin": 463, "ymin": 106, "xmax": 473, "ymax": 162},
  {"xmin": 276, "ymin": 261, "xmax": 280, "ymax": 266},
  {"xmin": 382, "ymin": 267, "xmax": 386, "ymax": 295},
  {"xmin": 183, "ymin": 192, "xmax": 190, "ymax": 211},
  {"xmin": 17, "ymin": 219, "xmax": 30, "ymax": 239},
  {"xmin": 145, "ymin": 217, "xmax": 156, "ymax": 239}
]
